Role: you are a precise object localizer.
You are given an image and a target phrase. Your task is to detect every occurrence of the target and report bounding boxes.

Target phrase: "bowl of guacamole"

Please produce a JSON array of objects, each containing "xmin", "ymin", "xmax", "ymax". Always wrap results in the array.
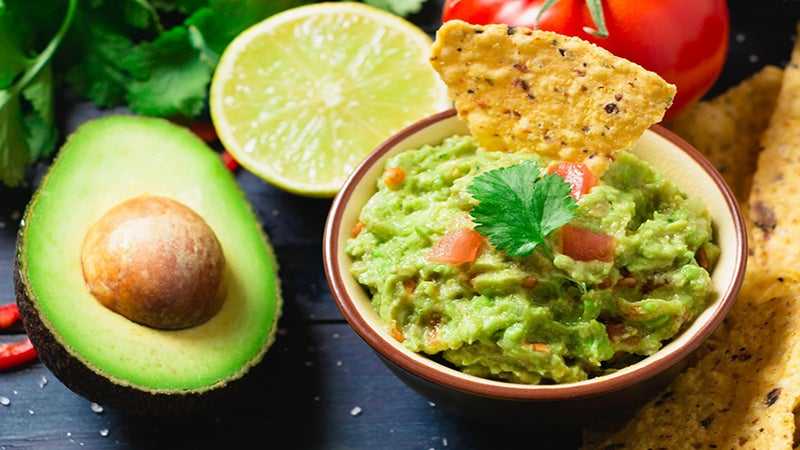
[{"xmin": 324, "ymin": 110, "xmax": 747, "ymax": 422}]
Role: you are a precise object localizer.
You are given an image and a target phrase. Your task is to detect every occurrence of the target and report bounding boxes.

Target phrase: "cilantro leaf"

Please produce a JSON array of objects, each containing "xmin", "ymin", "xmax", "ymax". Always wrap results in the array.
[
  {"xmin": 0, "ymin": 93, "xmax": 30, "ymax": 186},
  {"xmin": 186, "ymin": 0, "xmax": 311, "ymax": 56},
  {"xmin": 468, "ymin": 161, "xmax": 577, "ymax": 257},
  {"xmin": 122, "ymin": 26, "xmax": 213, "ymax": 117},
  {"xmin": 60, "ymin": 10, "xmax": 137, "ymax": 108},
  {"xmin": 362, "ymin": 0, "xmax": 428, "ymax": 16},
  {"xmin": 22, "ymin": 65, "xmax": 57, "ymax": 160},
  {"xmin": 0, "ymin": 6, "xmax": 31, "ymax": 89},
  {"xmin": 0, "ymin": 0, "xmax": 74, "ymax": 186}
]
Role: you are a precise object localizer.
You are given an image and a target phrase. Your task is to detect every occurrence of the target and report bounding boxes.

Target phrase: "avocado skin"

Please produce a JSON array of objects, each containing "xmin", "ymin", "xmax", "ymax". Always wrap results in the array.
[{"xmin": 14, "ymin": 255, "xmax": 256, "ymax": 415}]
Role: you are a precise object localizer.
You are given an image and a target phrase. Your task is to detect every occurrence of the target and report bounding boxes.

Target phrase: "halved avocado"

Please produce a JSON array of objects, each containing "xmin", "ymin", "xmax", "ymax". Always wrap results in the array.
[{"xmin": 15, "ymin": 116, "xmax": 281, "ymax": 413}]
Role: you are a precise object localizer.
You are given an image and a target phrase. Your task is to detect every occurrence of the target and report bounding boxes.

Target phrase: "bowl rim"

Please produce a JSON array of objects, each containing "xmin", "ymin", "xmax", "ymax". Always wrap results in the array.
[{"xmin": 323, "ymin": 109, "xmax": 747, "ymax": 401}]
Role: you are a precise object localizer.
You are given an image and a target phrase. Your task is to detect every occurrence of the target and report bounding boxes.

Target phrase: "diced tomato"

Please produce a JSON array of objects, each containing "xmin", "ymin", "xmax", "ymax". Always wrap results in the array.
[
  {"xmin": 403, "ymin": 279, "xmax": 417, "ymax": 294},
  {"xmin": 221, "ymin": 151, "xmax": 239, "ymax": 172},
  {"xmin": 548, "ymin": 162, "xmax": 597, "ymax": 200},
  {"xmin": 528, "ymin": 343, "xmax": 550, "ymax": 353},
  {"xmin": 0, "ymin": 304, "xmax": 19, "ymax": 329},
  {"xmin": 351, "ymin": 221, "xmax": 365, "ymax": 238},
  {"xmin": 521, "ymin": 276, "xmax": 538, "ymax": 289},
  {"xmin": 390, "ymin": 324, "xmax": 405, "ymax": 343},
  {"xmin": 561, "ymin": 225, "xmax": 615, "ymax": 262},
  {"xmin": 0, "ymin": 339, "xmax": 37, "ymax": 371},
  {"xmin": 429, "ymin": 228, "xmax": 484, "ymax": 265},
  {"xmin": 384, "ymin": 167, "xmax": 406, "ymax": 189}
]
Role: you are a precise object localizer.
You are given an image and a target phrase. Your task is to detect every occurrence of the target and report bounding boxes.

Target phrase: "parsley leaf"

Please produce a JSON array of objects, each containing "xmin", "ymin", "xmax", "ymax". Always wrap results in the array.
[
  {"xmin": 468, "ymin": 161, "xmax": 577, "ymax": 257},
  {"xmin": 362, "ymin": 0, "xmax": 428, "ymax": 17}
]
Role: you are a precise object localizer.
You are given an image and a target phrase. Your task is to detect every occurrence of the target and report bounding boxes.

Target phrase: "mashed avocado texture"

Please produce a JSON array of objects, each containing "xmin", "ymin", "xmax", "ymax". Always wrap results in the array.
[{"xmin": 346, "ymin": 136, "xmax": 717, "ymax": 384}]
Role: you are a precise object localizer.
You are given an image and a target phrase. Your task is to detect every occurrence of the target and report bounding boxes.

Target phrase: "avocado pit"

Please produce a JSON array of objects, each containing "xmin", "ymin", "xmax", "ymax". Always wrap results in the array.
[{"xmin": 81, "ymin": 195, "xmax": 226, "ymax": 330}]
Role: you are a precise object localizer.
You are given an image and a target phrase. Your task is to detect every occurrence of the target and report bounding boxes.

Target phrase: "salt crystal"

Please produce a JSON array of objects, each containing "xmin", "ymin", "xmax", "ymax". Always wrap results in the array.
[
  {"xmin": 735, "ymin": 33, "xmax": 746, "ymax": 43},
  {"xmin": 336, "ymin": 361, "xmax": 342, "ymax": 367},
  {"xmin": 749, "ymin": 54, "xmax": 760, "ymax": 63},
  {"xmin": 350, "ymin": 406, "xmax": 362, "ymax": 416},
  {"xmin": 99, "ymin": 429, "xmax": 109, "ymax": 437},
  {"xmin": 443, "ymin": 438, "xmax": 449, "ymax": 447},
  {"xmin": 28, "ymin": 409, "xmax": 34, "ymax": 415},
  {"xmin": 0, "ymin": 396, "xmax": 9, "ymax": 406},
  {"xmin": 332, "ymin": 333, "xmax": 340, "ymax": 339},
  {"xmin": 39, "ymin": 376, "xmax": 48, "ymax": 388},
  {"xmin": 90, "ymin": 402, "xmax": 104, "ymax": 414},
  {"xmin": 428, "ymin": 401, "xmax": 436, "ymax": 407}
]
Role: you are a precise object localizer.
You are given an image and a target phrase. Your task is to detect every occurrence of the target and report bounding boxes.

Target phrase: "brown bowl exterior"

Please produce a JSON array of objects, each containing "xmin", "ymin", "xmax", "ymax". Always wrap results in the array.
[{"xmin": 324, "ymin": 109, "xmax": 747, "ymax": 425}]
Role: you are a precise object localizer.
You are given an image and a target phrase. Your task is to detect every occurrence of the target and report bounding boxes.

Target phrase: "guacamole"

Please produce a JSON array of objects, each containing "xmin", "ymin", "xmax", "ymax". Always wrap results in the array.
[{"xmin": 346, "ymin": 136, "xmax": 718, "ymax": 384}]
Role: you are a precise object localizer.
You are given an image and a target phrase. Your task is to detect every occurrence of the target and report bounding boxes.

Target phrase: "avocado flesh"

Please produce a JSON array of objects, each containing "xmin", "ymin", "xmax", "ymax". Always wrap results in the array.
[{"xmin": 17, "ymin": 116, "xmax": 280, "ymax": 393}]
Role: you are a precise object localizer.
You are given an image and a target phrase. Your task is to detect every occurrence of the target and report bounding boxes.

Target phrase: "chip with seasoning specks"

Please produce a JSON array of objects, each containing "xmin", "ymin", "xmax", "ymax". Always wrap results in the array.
[
  {"xmin": 584, "ymin": 277, "xmax": 800, "ymax": 450},
  {"xmin": 669, "ymin": 65, "xmax": 783, "ymax": 202},
  {"xmin": 749, "ymin": 29, "xmax": 800, "ymax": 276},
  {"xmin": 585, "ymin": 28, "xmax": 800, "ymax": 450},
  {"xmin": 430, "ymin": 20, "xmax": 676, "ymax": 161}
]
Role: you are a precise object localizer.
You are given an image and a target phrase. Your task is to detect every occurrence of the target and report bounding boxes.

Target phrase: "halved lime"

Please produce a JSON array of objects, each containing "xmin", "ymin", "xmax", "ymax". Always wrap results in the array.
[{"xmin": 210, "ymin": 2, "xmax": 451, "ymax": 197}]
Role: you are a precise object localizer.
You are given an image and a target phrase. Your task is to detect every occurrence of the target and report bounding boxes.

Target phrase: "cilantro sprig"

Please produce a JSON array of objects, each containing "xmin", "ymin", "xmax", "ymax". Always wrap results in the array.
[{"xmin": 468, "ymin": 161, "xmax": 577, "ymax": 257}]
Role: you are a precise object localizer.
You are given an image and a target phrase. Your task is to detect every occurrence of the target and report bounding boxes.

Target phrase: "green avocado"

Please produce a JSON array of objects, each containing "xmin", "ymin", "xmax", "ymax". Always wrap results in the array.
[{"xmin": 15, "ymin": 116, "xmax": 281, "ymax": 413}]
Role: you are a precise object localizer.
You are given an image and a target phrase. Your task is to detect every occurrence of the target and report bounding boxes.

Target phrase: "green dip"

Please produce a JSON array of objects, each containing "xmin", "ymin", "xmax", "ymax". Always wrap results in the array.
[{"xmin": 346, "ymin": 136, "xmax": 718, "ymax": 384}]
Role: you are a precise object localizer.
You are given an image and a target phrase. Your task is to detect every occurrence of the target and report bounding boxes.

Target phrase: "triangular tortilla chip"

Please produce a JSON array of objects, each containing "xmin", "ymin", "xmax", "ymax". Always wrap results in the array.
[
  {"xmin": 430, "ymin": 20, "xmax": 676, "ymax": 160},
  {"xmin": 669, "ymin": 66, "xmax": 783, "ymax": 201},
  {"xmin": 749, "ymin": 29, "xmax": 800, "ymax": 275},
  {"xmin": 585, "ymin": 27, "xmax": 800, "ymax": 450}
]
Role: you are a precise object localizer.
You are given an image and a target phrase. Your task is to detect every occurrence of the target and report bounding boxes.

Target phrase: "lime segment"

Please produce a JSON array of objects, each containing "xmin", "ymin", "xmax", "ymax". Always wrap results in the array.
[{"xmin": 211, "ymin": 2, "xmax": 451, "ymax": 196}]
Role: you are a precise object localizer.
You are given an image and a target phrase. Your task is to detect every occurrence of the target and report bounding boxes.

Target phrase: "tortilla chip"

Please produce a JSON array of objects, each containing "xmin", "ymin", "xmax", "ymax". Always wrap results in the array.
[
  {"xmin": 749, "ymin": 32, "xmax": 800, "ymax": 274},
  {"xmin": 585, "ymin": 29, "xmax": 800, "ymax": 450},
  {"xmin": 668, "ymin": 66, "xmax": 783, "ymax": 201},
  {"xmin": 586, "ymin": 281, "xmax": 800, "ymax": 450},
  {"xmin": 430, "ymin": 21, "xmax": 675, "ymax": 161}
]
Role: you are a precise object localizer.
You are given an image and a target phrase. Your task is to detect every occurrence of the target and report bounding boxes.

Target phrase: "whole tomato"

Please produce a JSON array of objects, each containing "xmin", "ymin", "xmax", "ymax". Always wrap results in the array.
[{"xmin": 442, "ymin": 0, "xmax": 729, "ymax": 118}]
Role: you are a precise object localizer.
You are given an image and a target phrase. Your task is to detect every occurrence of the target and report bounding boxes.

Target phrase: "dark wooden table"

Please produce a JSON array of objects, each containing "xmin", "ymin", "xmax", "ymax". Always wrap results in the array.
[{"xmin": 1, "ymin": 2, "xmax": 798, "ymax": 449}]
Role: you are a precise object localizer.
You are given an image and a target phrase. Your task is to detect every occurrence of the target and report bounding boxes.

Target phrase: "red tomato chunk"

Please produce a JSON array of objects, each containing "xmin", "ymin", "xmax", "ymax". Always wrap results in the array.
[
  {"xmin": 548, "ymin": 162, "xmax": 597, "ymax": 200},
  {"xmin": 560, "ymin": 225, "xmax": 615, "ymax": 262},
  {"xmin": 429, "ymin": 228, "xmax": 484, "ymax": 265}
]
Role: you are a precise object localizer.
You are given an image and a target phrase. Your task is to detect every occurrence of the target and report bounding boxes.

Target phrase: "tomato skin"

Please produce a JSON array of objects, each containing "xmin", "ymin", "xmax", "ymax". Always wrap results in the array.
[
  {"xmin": 0, "ymin": 339, "xmax": 38, "ymax": 371},
  {"xmin": 384, "ymin": 167, "xmax": 406, "ymax": 189},
  {"xmin": 0, "ymin": 304, "xmax": 20, "ymax": 329},
  {"xmin": 221, "ymin": 151, "xmax": 239, "ymax": 172},
  {"xmin": 560, "ymin": 225, "xmax": 615, "ymax": 261},
  {"xmin": 442, "ymin": 0, "xmax": 729, "ymax": 118},
  {"xmin": 429, "ymin": 228, "xmax": 485, "ymax": 264},
  {"xmin": 548, "ymin": 162, "xmax": 596, "ymax": 199}
]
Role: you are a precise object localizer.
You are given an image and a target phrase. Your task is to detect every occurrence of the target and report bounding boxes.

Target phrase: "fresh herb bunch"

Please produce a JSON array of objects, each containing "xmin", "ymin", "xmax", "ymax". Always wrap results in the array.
[
  {"xmin": 468, "ymin": 161, "xmax": 578, "ymax": 257},
  {"xmin": 0, "ymin": 0, "xmax": 428, "ymax": 187}
]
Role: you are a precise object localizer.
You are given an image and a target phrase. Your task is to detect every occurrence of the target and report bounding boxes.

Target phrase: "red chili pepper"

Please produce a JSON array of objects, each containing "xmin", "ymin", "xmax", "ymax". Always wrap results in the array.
[
  {"xmin": 0, "ymin": 339, "xmax": 37, "ymax": 371},
  {"xmin": 222, "ymin": 151, "xmax": 239, "ymax": 172},
  {"xmin": 0, "ymin": 304, "xmax": 20, "ymax": 329},
  {"xmin": 188, "ymin": 121, "xmax": 219, "ymax": 143}
]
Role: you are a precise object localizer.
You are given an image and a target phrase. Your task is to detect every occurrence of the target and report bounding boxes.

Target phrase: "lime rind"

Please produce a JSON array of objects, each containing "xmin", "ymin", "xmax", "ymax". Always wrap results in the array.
[{"xmin": 211, "ymin": 2, "xmax": 451, "ymax": 197}]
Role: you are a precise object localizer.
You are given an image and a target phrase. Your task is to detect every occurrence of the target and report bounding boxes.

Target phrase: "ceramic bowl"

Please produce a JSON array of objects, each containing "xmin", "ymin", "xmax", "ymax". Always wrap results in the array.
[{"xmin": 323, "ymin": 109, "xmax": 747, "ymax": 424}]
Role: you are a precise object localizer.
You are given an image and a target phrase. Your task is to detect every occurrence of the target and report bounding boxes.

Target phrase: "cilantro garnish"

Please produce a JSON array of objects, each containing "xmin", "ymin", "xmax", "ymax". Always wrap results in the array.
[{"xmin": 468, "ymin": 161, "xmax": 578, "ymax": 257}]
